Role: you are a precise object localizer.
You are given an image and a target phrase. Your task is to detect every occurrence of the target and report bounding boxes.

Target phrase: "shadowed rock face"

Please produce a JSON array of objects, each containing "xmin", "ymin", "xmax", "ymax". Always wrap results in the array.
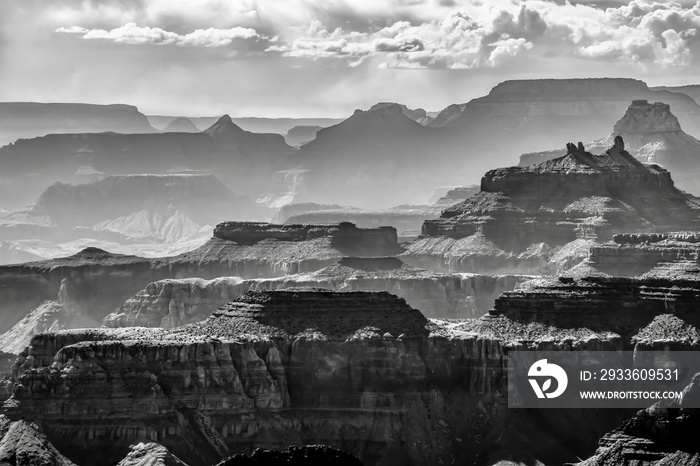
[
  {"xmin": 402, "ymin": 138, "xmax": 700, "ymax": 274},
  {"xmin": 3, "ymin": 288, "xmax": 635, "ymax": 466},
  {"xmin": 573, "ymin": 374, "xmax": 700, "ymax": 466},
  {"xmin": 0, "ymin": 223, "xmax": 404, "ymax": 338},
  {"xmin": 103, "ymin": 257, "xmax": 531, "ymax": 327},
  {"xmin": 0, "ymin": 414, "xmax": 76, "ymax": 466},
  {"xmin": 217, "ymin": 445, "xmax": 364, "ymax": 466}
]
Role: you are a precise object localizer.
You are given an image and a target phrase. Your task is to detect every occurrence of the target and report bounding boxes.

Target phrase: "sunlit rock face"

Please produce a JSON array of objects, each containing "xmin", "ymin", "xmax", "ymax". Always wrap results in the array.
[
  {"xmin": 0, "ymin": 223, "xmax": 404, "ymax": 338},
  {"xmin": 3, "ymin": 287, "xmax": 639, "ymax": 466},
  {"xmin": 402, "ymin": 138, "xmax": 700, "ymax": 275},
  {"xmin": 102, "ymin": 257, "xmax": 532, "ymax": 327},
  {"xmin": 520, "ymin": 100, "xmax": 700, "ymax": 195}
]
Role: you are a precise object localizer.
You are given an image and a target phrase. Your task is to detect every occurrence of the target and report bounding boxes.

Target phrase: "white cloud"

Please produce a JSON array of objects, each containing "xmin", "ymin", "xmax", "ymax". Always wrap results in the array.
[
  {"xmin": 57, "ymin": 22, "xmax": 260, "ymax": 47},
  {"xmin": 51, "ymin": 0, "xmax": 700, "ymax": 68}
]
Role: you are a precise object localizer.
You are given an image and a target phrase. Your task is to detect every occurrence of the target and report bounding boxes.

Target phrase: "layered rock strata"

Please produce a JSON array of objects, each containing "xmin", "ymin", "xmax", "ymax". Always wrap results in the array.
[
  {"xmin": 103, "ymin": 257, "xmax": 531, "ymax": 327},
  {"xmin": 520, "ymin": 100, "xmax": 700, "ymax": 194},
  {"xmin": 0, "ymin": 414, "xmax": 76, "ymax": 466},
  {"xmin": 0, "ymin": 222, "xmax": 402, "ymax": 337},
  {"xmin": 403, "ymin": 138, "xmax": 700, "ymax": 274},
  {"xmin": 573, "ymin": 373, "xmax": 700, "ymax": 466},
  {"xmin": 3, "ymin": 288, "xmax": 632, "ymax": 466}
]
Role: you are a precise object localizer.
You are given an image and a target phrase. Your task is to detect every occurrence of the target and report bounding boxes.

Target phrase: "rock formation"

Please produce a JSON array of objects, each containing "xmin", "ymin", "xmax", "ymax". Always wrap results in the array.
[
  {"xmin": 434, "ymin": 79, "xmax": 700, "ymax": 149},
  {"xmin": 0, "ymin": 414, "xmax": 76, "ymax": 466},
  {"xmin": 520, "ymin": 100, "xmax": 700, "ymax": 194},
  {"xmin": 0, "ymin": 222, "xmax": 404, "ymax": 338},
  {"xmin": 217, "ymin": 445, "xmax": 363, "ymax": 466},
  {"xmin": 0, "ymin": 102, "xmax": 155, "ymax": 146},
  {"xmin": 402, "ymin": 138, "xmax": 700, "ymax": 274},
  {"xmin": 0, "ymin": 121, "xmax": 293, "ymax": 211},
  {"xmin": 117, "ymin": 442, "xmax": 190, "ymax": 466},
  {"xmin": 284, "ymin": 125, "xmax": 322, "ymax": 147},
  {"xmin": 367, "ymin": 102, "xmax": 433, "ymax": 125},
  {"xmin": 163, "ymin": 118, "xmax": 200, "ymax": 133},
  {"xmin": 573, "ymin": 373, "xmax": 700, "ymax": 466},
  {"xmin": 203, "ymin": 115, "xmax": 292, "ymax": 157},
  {"xmin": 103, "ymin": 257, "xmax": 531, "ymax": 327},
  {"xmin": 2, "ymin": 286, "xmax": 647, "ymax": 466},
  {"xmin": 287, "ymin": 104, "xmax": 471, "ymax": 208}
]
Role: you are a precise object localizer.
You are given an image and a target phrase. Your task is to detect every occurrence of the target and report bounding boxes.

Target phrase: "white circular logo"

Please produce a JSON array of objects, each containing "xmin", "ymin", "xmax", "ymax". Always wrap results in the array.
[{"xmin": 528, "ymin": 359, "xmax": 568, "ymax": 399}]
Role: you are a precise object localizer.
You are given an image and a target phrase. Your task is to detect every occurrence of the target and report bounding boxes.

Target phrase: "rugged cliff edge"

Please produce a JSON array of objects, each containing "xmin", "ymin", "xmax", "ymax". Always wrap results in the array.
[
  {"xmin": 519, "ymin": 100, "xmax": 700, "ymax": 195},
  {"xmin": 0, "ymin": 222, "xmax": 404, "ymax": 338},
  {"xmin": 573, "ymin": 373, "xmax": 700, "ymax": 466},
  {"xmin": 402, "ymin": 137, "xmax": 700, "ymax": 274},
  {"xmin": 103, "ymin": 257, "xmax": 531, "ymax": 327}
]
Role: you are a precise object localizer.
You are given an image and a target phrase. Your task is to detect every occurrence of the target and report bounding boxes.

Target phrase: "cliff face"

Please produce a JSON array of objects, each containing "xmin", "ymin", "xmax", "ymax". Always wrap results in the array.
[
  {"xmin": 0, "ymin": 223, "xmax": 404, "ymax": 338},
  {"xmin": 438, "ymin": 79, "xmax": 700, "ymax": 149},
  {"xmin": 574, "ymin": 374, "xmax": 700, "ymax": 466},
  {"xmin": 519, "ymin": 100, "xmax": 700, "ymax": 195},
  {"xmin": 402, "ymin": 138, "xmax": 700, "ymax": 274},
  {"xmin": 3, "ymin": 289, "xmax": 631, "ymax": 466},
  {"xmin": 103, "ymin": 257, "xmax": 531, "ymax": 327},
  {"xmin": 0, "ymin": 414, "xmax": 76, "ymax": 466},
  {"xmin": 0, "ymin": 102, "xmax": 155, "ymax": 146}
]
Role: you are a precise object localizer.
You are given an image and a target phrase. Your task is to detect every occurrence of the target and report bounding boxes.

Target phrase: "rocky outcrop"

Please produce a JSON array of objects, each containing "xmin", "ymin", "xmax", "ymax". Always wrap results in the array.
[
  {"xmin": 103, "ymin": 257, "xmax": 531, "ymax": 327},
  {"xmin": 0, "ymin": 414, "xmax": 76, "ymax": 465},
  {"xmin": 0, "ymin": 279, "xmax": 98, "ymax": 354},
  {"xmin": 437, "ymin": 79, "xmax": 700, "ymax": 146},
  {"xmin": 573, "ymin": 373, "xmax": 700, "ymax": 466},
  {"xmin": 163, "ymin": 118, "xmax": 200, "ymax": 133},
  {"xmin": 284, "ymin": 126, "xmax": 322, "ymax": 147},
  {"xmin": 403, "ymin": 138, "xmax": 700, "ymax": 274},
  {"xmin": 0, "ymin": 222, "xmax": 403, "ymax": 335},
  {"xmin": 0, "ymin": 102, "xmax": 155, "ymax": 147},
  {"xmin": 367, "ymin": 102, "xmax": 433, "ymax": 125},
  {"xmin": 217, "ymin": 445, "xmax": 363, "ymax": 466},
  {"xmin": 117, "ymin": 442, "xmax": 189, "ymax": 466},
  {"xmin": 588, "ymin": 232, "xmax": 700, "ymax": 277},
  {"xmin": 519, "ymin": 100, "xmax": 700, "ymax": 194},
  {"xmin": 203, "ymin": 115, "xmax": 293, "ymax": 157}
]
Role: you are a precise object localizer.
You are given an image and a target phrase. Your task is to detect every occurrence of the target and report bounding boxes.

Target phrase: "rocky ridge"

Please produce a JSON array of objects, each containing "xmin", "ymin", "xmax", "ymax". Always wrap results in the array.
[
  {"xmin": 103, "ymin": 256, "xmax": 531, "ymax": 327},
  {"xmin": 0, "ymin": 222, "xmax": 404, "ymax": 338},
  {"xmin": 519, "ymin": 100, "xmax": 700, "ymax": 194},
  {"xmin": 402, "ymin": 137, "xmax": 700, "ymax": 274}
]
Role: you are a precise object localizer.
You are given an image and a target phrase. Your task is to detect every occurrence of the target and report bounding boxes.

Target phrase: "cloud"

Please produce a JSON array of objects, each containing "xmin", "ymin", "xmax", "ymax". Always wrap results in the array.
[
  {"xmin": 56, "ymin": 22, "xmax": 260, "ymax": 47},
  {"xmin": 50, "ymin": 0, "xmax": 700, "ymax": 69}
]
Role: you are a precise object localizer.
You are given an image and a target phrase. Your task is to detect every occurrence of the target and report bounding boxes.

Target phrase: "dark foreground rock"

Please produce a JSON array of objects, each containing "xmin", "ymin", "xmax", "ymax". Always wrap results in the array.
[
  {"xmin": 4, "ymin": 288, "xmax": 638, "ymax": 466},
  {"xmin": 573, "ymin": 373, "xmax": 700, "ymax": 466},
  {"xmin": 217, "ymin": 445, "xmax": 363, "ymax": 466}
]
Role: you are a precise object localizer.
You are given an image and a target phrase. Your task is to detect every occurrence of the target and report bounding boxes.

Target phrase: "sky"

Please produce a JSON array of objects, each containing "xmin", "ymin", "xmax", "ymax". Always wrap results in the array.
[{"xmin": 1, "ymin": 0, "xmax": 700, "ymax": 117}]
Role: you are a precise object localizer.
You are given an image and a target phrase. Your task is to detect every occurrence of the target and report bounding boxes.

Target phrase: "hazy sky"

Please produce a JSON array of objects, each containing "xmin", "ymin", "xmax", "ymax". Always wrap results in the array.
[{"xmin": 2, "ymin": 0, "xmax": 700, "ymax": 117}]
